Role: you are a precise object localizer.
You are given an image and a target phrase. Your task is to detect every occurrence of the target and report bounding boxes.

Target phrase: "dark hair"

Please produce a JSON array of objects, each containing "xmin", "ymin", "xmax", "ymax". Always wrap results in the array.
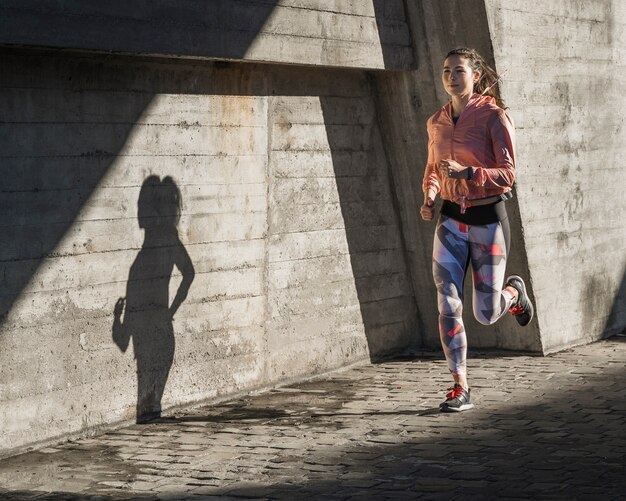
[{"xmin": 445, "ymin": 47, "xmax": 505, "ymax": 109}]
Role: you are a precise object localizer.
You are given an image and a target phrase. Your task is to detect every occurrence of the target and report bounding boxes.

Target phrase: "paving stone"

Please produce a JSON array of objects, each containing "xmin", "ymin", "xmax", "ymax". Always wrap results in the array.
[{"xmin": 1, "ymin": 339, "xmax": 625, "ymax": 499}]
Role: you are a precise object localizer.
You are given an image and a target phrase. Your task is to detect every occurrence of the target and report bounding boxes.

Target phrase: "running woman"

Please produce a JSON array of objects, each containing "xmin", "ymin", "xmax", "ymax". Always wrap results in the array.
[{"xmin": 420, "ymin": 47, "xmax": 534, "ymax": 412}]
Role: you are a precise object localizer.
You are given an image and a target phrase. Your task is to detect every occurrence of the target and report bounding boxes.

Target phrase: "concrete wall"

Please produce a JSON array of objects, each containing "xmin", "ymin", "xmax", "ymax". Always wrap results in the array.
[
  {"xmin": 374, "ymin": 0, "xmax": 625, "ymax": 353},
  {"xmin": 485, "ymin": 0, "xmax": 626, "ymax": 351},
  {"xmin": 373, "ymin": 0, "xmax": 543, "ymax": 352},
  {"xmin": 0, "ymin": 49, "xmax": 417, "ymax": 457},
  {"xmin": 2, "ymin": 0, "xmax": 625, "ymax": 457},
  {"xmin": 0, "ymin": 0, "xmax": 419, "ymax": 458},
  {"xmin": 0, "ymin": 0, "xmax": 413, "ymax": 70}
]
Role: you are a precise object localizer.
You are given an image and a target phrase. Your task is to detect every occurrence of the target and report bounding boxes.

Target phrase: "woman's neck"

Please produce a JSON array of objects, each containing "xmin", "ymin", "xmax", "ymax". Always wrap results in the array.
[{"xmin": 450, "ymin": 93, "xmax": 473, "ymax": 117}]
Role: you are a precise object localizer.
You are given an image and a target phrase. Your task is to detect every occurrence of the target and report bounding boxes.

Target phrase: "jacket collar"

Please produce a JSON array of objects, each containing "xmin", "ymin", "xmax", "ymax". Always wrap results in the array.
[{"xmin": 445, "ymin": 93, "xmax": 496, "ymax": 121}]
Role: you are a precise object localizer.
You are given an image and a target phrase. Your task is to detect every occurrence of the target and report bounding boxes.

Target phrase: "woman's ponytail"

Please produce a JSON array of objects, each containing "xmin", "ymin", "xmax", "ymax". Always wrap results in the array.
[{"xmin": 445, "ymin": 47, "xmax": 506, "ymax": 109}]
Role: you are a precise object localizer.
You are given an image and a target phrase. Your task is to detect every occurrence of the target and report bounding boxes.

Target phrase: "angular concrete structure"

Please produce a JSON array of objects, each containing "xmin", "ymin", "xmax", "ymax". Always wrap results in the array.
[
  {"xmin": 0, "ymin": 2, "xmax": 418, "ymax": 457},
  {"xmin": 485, "ymin": 0, "xmax": 626, "ymax": 352},
  {"xmin": 376, "ymin": 0, "xmax": 626, "ymax": 353},
  {"xmin": 1, "ymin": 0, "xmax": 624, "ymax": 457}
]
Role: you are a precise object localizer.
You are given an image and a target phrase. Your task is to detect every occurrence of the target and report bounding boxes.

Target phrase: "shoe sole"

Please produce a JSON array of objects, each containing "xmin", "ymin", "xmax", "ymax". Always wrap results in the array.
[
  {"xmin": 440, "ymin": 403, "xmax": 474, "ymax": 412},
  {"xmin": 506, "ymin": 274, "xmax": 534, "ymax": 326}
]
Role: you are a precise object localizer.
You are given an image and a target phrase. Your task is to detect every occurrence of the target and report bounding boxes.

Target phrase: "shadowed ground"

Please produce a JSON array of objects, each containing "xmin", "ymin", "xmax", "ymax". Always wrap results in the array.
[{"xmin": 0, "ymin": 337, "xmax": 624, "ymax": 500}]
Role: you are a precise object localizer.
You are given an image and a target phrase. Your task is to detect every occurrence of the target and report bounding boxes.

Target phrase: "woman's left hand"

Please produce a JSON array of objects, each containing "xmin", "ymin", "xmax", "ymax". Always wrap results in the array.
[{"xmin": 440, "ymin": 159, "xmax": 469, "ymax": 180}]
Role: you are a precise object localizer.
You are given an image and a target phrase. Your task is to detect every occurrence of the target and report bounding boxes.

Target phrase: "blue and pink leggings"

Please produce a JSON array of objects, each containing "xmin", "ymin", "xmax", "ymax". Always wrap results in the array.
[{"xmin": 433, "ymin": 215, "xmax": 516, "ymax": 377}]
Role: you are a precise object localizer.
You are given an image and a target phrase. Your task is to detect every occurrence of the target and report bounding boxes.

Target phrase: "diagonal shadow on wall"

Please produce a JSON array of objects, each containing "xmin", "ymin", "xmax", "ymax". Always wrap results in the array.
[
  {"xmin": 0, "ymin": 0, "xmax": 280, "ymax": 327},
  {"xmin": 0, "ymin": 1, "xmax": 280, "ymax": 444},
  {"xmin": 604, "ymin": 268, "xmax": 626, "ymax": 336},
  {"xmin": 372, "ymin": 0, "xmax": 416, "ymax": 70},
  {"xmin": 319, "ymin": 91, "xmax": 420, "ymax": 361},
  {"xmin": 0, "ymin": 50, "xmax": 154, "ymax": 326},
  {"xmin": 0, "ymin": 1, "xmax": 281, "ymax": 62},
  {"xmin": 369, "ymin": 0, "xmax": 545, "ymax": 353}
]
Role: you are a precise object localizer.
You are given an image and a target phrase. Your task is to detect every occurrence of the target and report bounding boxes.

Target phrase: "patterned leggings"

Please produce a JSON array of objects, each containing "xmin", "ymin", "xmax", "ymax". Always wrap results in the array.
[{"xmin": 433, "ymin": 215, "xmax": 516, "ymax": 377}]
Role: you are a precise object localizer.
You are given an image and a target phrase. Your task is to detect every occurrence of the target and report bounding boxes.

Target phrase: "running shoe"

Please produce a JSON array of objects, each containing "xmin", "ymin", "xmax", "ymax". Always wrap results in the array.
[
  {"xmin": 505, "ymin": 275, "xmax": 534, "ymax": 327},
  {"xmin": 440, "ymin": 384, "xmax": 473, "ymax": 412}
]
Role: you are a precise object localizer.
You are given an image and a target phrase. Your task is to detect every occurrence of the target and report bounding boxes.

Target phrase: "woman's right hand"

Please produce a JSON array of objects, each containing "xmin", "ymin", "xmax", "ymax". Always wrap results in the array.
[{"xmin": 420, "ymin": 189, "xmax": 436, "ymax": 221}]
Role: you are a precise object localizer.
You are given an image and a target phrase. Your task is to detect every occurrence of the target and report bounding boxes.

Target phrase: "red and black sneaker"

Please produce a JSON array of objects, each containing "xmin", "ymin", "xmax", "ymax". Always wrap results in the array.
[
  {"xmin": 505, "ymin": 275, "xmax": 534, "ymax": 327},
  {"xmin": 440, "ymin": 384, "xmax": 473, "ymax": 412}
]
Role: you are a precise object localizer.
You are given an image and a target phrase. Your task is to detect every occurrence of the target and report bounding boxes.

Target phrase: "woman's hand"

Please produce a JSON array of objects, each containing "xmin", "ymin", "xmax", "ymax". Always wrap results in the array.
[
  {"xmin": 440, "ymin": 159, "xmax": 469, "ymax": 179},
  {"xmin": 420, "ymin": 188, "xmax": 436, "ymax": 221}
]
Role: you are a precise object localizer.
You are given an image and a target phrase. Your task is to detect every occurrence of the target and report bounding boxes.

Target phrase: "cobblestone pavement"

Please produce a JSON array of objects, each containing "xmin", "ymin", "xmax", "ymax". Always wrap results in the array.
[{"xmin": 1, "ymin": 337, "xmax": 625, "ymax": 500}]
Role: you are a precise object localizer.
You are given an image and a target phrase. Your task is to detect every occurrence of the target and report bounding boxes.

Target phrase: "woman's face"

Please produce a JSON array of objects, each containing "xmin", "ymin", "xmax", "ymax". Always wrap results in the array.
[{"xmin": 442, "ymin": 55, "xmax": 480, "ymax": 98}]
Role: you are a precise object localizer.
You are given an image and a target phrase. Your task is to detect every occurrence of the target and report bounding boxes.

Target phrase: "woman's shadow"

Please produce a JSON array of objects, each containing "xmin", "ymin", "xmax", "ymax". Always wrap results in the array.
[{"xmin": 112, "ymin": 175, "xmax": 195, "ymax": 423}]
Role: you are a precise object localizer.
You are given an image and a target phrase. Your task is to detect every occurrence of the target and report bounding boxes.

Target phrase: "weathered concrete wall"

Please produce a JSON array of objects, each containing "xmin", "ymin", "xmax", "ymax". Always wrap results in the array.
[
  {"xmin": 373, "ymin": 0, "xmax": 542, "ymax": 352},
  {"xmin": 0, "ymin": 49, "xmax": 417, "ymax": 457},
  {"xmin": 374, "ymin": 0, "xmax": 626, "ymax": 354},
  {"xmin": 3, "ymin": 0, "xmax": 624, "ymax": 459},
  {"xmin": 267, "ymin": 85, "xmax": 418, "ymax": 375},
  {"xmin": 485, "ymin": 0, "xmax": 626, "ymax": 351},
  {"xmin": 0, "ymin": 0, "xmax": 413, "ymax": 70}
]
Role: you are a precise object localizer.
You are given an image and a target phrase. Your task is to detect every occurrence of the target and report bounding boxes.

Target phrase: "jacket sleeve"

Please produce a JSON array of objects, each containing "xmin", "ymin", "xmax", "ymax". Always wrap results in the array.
[
  {"xmin": 422, "ymin": 119, "xmax": 440, "ymax": 196},
  {"xmin": 471, "ymin": 110, "xmax": 516, "ymax": 189}
]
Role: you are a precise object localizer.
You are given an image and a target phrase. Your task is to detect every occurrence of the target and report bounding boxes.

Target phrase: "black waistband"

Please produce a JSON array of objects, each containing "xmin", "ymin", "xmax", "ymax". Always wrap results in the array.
[{"xmin": 440, "ymin": 199, "xmax": 508, "ymax": 225}]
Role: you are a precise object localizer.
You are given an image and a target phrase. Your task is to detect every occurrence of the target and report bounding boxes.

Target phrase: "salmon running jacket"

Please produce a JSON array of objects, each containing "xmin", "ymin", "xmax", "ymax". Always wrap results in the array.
[{"xmin": 422, "ymin": 93, "xmax": 515, "ymax": 208}]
